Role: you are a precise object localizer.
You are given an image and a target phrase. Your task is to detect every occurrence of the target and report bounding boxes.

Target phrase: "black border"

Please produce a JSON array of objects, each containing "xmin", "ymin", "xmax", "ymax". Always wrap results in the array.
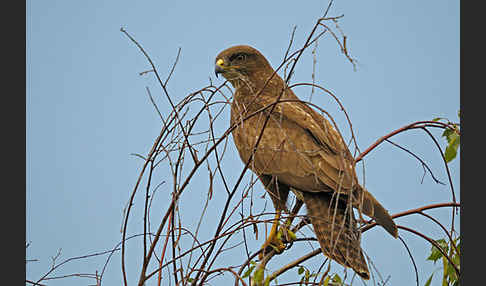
[
  {"xmin": 460, "ymin": 1, "xmax": 479, "ymax": 285},
  {"xmin": 4, "ymin": 1, "xmax": 26, "ymax": 284}
]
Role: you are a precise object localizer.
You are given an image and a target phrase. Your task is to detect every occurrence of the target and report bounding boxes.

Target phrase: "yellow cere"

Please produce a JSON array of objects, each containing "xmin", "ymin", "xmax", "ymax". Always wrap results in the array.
[{"xmin": 216, "ymin": 58, "xmax": 224, "ymax": 67}]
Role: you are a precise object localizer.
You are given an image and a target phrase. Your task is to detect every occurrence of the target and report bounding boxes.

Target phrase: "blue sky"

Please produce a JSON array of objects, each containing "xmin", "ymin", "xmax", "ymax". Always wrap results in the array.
[{"xmin": 27, "ymin": 1, "xmax": 459, "ymax": 285}]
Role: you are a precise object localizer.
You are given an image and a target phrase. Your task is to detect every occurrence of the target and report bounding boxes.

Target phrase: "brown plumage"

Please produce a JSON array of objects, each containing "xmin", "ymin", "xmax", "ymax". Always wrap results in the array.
[{"xmin": 215, "ymin": 45, "xmax": 397, "ymax": 280}]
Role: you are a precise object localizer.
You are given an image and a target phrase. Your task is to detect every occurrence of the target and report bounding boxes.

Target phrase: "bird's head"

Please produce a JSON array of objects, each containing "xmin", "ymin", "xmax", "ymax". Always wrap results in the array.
[{"xmin": 214, "ymin": 45, "xmax": 273, "ymax": 88}]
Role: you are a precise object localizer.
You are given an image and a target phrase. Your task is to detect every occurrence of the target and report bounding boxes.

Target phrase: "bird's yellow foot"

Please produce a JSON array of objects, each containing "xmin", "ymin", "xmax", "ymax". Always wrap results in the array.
[
  {"xmin": 259, "ymin": 231, "xmax": 286, "ymax": 260},
  {"xmin": 258, "ymin": 215, "xmax": 296, "ymax": 260}
]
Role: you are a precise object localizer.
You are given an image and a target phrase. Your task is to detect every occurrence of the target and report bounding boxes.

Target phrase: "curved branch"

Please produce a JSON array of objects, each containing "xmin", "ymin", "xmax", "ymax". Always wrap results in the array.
[
  {"xmin": 397, "ymin": 225, "xmax": 459, "ymax": 277},
  {"xmin": 384, "ymin": 139, "xmax": 445, "ymax": 185},
  {"xmin": 198, "ymin": 267, "xmax": 249, "ymax": 286},
  {"xmin": 418, "ymin": 211, "xmax": 459, "ymax": 256},
  {"xmin": 261, "ymin": 202, "xmax": 460, "ymax": 284},
  {"xmin": 397, "ymin": 235, "xmax": 419, "ymax": 286},
  {"xmin": 263, "ymin": 249, "xmax": 322, "ymax": 286},
  {"xmin": 360, "ymin": 202, "xmax": 460, "ymax": 233},
  {"xmin": 355, "ymin": 120, "xmax": 455, "ymax": 163}
]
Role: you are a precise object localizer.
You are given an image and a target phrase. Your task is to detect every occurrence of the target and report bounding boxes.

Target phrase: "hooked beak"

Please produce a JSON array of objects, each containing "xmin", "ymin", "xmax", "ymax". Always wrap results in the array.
[{"xmin": 214, "ymin": 58, "xmax": 225, "ymax": 78}]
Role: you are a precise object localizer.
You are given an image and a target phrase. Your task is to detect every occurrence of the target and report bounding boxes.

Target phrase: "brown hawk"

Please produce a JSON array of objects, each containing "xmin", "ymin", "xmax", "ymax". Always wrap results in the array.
[{"xmin": 214, "ymin": 45, "xmax": 397, "ymax": 280}]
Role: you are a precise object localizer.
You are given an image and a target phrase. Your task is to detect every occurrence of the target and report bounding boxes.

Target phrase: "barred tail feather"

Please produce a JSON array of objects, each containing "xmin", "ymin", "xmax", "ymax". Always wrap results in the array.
[
  {"xmin": 302, "ymin": 192, "xmax": 370, "ymax": 280},
  {"xmin": 357, "ymin": 188, "xmax": 398, "ymax": 238}
]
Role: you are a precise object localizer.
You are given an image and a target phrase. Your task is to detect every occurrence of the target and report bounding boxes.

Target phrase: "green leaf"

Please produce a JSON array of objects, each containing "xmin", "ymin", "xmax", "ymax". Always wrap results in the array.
[
  {"xmin": 242, "ymin": 265, "xmax": 255, "ymax": 278},
  {"xmin": 298, "ymin": 266, "xmax": 305, "ymax": 275},
  {"xmin": 427, "ymin": 239, "xmax": 448, "ymax": 263},
  {"xmin": 442, "ymin": 128, "xmax": 453, "ymax": 140},
  {"xmin": 427, "ymin": 247, "xmax": 443, "ymax": 263},
  {"xmin": 287, "ymin": 229, "xmax": 297, "ymax": 241},
  {"xmin": 187, "ymin": 278, "xmax": 193, "ymax": 283},
  {"xmin": 436, "ymin": 239, "xmax": 449, "ymax": 252},
  {"xmin": 441, "ymin": 124, "xmax": 460, "ymax": 163},
  {"xmin": 442, "ymin": 256, "xmax": 449, "ymax": 286},
  {"xmin": 425, "ymin": 237, "xmax": 461, "ymax": 286},
  {"xmin": 444, "ymin": 136, "xmax": 460, "ymax": 163},
  {"xmin": 446, "ymin": 130, "xmax": 459, "ymax": 144},
  {"xmin": 446, "ymin": 262, "xmax": 457, "ymax": 281},
  {"xmin": 444, "ymin": 146, "xmax": 457, "ymax": 163},
  {"xmin": 452, "ymin": 249, "xmax": 460, "ymax": 267},
  {"xmin": 432, "ymin": 117, "xmax": 443, "ymax": 122},
  {"xmin": 323, "ymin": 275, "xmax": 331, "ymax": 286},
  {"xmin": 424, "ymin": 273, "xmax": 434, "ymax": 286}
]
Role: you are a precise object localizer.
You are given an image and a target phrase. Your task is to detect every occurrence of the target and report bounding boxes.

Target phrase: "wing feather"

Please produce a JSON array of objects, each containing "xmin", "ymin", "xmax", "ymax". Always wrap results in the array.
[{"xmin": 258, "ymin": 88, "xmax": 357, "ymax": 191}]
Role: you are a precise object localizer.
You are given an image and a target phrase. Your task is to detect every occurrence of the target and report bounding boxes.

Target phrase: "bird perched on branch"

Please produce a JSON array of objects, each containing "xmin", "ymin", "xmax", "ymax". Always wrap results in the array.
[{"xmin": 214, "ymin": 45, "xmax": 397, "ymax": 280}]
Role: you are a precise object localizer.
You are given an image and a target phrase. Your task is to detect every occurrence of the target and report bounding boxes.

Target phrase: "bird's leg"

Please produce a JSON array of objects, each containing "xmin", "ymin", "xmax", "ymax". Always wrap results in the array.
[
  {"xmin": 259, "ymin": 199, "xmax": 303, "ymax": 260},
  {"xmin": 279, "ymin": 198, "xmax": 303, "ymax": 243},
  {"xmin": 259, "ymin": 211, "xmax": 286, "ymax": 260},
  {"xmin": 257, "ymin": 175, "xmax": 295, "ymax": 260}
]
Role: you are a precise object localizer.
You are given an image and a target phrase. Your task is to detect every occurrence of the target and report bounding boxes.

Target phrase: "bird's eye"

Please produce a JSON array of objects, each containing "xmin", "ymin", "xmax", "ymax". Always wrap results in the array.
[{"xmin": 230, "ymin": 53, "xmax": 247, "ymax": 62}]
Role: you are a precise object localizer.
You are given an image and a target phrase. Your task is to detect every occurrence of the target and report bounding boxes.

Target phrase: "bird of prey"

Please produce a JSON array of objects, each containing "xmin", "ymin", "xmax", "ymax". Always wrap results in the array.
[{"xmin": 214, "ymin": 45, "xmax": 397, "ymax": 279}]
